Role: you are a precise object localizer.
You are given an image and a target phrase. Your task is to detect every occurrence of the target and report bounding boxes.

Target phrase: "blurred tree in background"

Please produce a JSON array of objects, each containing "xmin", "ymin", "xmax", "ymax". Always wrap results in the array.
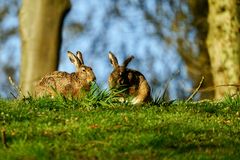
[
  {"xmin": 0, "ymin": 0, "xmax": 239, "ymax": 99},
  {"xmin": 19, "ymin": 0, "xmax": 70, "ymax": 96},
  {"xmin": 183, "ymin": 0, "xmax": 214, "ymax": 99},
  {"xmin": 207, "ymin": 0, "xmax": 240, "ymax": 99}
]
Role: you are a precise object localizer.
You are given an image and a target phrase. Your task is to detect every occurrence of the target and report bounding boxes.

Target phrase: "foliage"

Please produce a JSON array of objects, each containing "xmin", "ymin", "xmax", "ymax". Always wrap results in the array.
[{"xmin": 0, "ymin": 88, "xmax": 240, "ymax": 159}]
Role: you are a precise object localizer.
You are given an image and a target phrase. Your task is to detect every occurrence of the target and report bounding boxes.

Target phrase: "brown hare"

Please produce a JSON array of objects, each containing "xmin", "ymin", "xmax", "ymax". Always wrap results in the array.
[
  {"xmin": 108, "ymin": 51, "xmax": 151, "ymax": 104},
  {"xmin": 35, "ymin": 51, "xmax": 96, "ymax": 98}
]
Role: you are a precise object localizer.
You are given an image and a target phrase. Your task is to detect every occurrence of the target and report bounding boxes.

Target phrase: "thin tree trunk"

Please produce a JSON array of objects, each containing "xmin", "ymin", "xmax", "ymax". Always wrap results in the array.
[
  {"xmin": 19, "ymin": 0, "xmax": 71, "ymax": 96},
  {"xmin": 207, "ymin": 0, "xmax": 240, "ymax": 99},
  {"xmin": 184, "ymin": 0, "xmax": 214, "ymax": 99}
]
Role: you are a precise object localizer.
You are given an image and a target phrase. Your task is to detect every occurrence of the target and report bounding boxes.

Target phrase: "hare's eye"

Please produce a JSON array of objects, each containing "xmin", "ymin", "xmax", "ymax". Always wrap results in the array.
[{"xmin": 82, "ymin": 68, "xmax": 86, "ymax": 72}]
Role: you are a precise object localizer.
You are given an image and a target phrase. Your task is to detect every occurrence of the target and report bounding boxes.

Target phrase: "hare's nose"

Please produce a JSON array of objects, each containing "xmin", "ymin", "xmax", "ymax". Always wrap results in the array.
[{"xmin": 91, "ymin": 74, "xmax": 96, "ymax": 81}]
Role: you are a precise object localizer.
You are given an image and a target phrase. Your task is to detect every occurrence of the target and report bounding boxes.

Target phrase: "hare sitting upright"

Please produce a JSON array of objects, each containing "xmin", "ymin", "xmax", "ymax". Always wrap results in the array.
[
  {"xmin": 108, "ymin": 51, "xmax": 151, "ymax": 104},
  {"xmin": 35, "ymin": 51, "xmax": 96, "ymax": 98}
]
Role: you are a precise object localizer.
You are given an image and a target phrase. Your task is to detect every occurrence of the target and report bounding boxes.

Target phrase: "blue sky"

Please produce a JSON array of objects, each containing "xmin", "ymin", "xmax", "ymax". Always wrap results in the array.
[{"xmin": 0, "ymin": 0, "xmax": 193, "ymax": 99}]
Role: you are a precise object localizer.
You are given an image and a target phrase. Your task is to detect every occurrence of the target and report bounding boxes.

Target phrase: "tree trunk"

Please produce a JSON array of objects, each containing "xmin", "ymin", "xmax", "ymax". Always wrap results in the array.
[
  {"xmin": 207, "ymin": 0, "xmax": 240, "ymax": 99},
  {"xmin": 185, "ymin": 0, "xmax": 214, "ymax": 99},
  {"xmin": 19, "ymin": 0, "xmax": 71, "ymax": 96}
]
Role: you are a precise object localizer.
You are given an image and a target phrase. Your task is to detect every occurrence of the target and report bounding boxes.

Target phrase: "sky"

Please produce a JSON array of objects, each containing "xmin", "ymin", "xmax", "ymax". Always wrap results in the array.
[{"xmin": 0, "ymin": 0, "xmax": 193, "ymax": 99}]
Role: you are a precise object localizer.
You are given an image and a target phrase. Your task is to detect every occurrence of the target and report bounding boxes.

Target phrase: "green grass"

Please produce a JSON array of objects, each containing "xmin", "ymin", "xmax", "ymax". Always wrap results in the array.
[{"xmin": 0, "ymin": 90, "xmax": 240, "ymax": 160}]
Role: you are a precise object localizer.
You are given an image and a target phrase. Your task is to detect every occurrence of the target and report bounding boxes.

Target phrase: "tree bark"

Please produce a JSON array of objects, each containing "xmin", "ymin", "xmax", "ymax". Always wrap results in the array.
[
  {"xmin": 207, "ymin": 0, "xmax": 240, "ymax": 99},
  {"xmin": 19, "ymin": 0, "xmax": 71, "ymax": 96}
]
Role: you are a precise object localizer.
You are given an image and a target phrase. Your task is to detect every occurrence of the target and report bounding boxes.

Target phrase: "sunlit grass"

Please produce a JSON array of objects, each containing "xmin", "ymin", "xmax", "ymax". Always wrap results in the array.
[{"xmin": 0, "ymin": 89, "xmax": 240, "ymax": 159}]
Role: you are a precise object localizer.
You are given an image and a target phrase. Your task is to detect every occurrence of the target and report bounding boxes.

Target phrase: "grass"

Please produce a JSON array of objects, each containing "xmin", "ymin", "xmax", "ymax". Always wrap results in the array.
[{"xmin": 0, "ymin": 88, "xmax": 240, "ymax": 159}]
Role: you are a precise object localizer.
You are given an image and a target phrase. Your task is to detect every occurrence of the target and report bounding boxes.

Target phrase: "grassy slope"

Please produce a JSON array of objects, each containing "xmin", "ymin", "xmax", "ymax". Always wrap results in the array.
[{"xmin": 0, "ymin": 94, "xmax": 240, "ymax": 160}]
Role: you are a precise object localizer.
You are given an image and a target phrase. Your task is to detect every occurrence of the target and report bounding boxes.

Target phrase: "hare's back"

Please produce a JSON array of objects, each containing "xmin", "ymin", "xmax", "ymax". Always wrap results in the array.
[
  {"xmin": 37, "ymin": 71, "xmax": 72, "ymax": 87},
  {"xmin": 127, "ymin": 69, "xmax": 150, "ymax": 93},
  {"xmin": 127, "ymin": 69, "xmax": 146, "ymax": 83},
  {"xmin": 35, "ymin": 71, "xmax": 74, "ymax": 97}
]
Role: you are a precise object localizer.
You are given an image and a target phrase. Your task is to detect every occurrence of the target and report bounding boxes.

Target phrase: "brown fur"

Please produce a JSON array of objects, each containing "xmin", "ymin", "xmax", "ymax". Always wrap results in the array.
[
  {"xmin": 108, "ymin": 52, "xmax": 151, "ymax": 104},
  {"xmin": 35, "ymin": 51, "xmax": 96, "ymax": 98}
]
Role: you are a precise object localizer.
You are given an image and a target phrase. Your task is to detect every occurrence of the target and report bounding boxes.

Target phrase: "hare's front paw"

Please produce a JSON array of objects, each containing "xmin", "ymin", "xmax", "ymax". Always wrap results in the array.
[
  {"xmin": 118, "ymin": 97, "xmax": 125, "ymax": 103},
  {"xmin": 131, "ymin": 97, "xmax": 139, "ymax": 104}
]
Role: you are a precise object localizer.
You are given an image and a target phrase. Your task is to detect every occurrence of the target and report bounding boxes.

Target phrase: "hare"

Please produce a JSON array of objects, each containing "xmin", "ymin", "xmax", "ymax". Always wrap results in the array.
[
  {"xmin": 108, "ymin": 51, "xmax": 151, "ymax": 104},
  {"xmin": 35, "ymin": 51, "xmax": 96, "ymax": 98}
]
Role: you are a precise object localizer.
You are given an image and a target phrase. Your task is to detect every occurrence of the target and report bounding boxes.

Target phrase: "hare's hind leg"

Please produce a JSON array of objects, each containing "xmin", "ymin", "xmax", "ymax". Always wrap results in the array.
[{"xmin": 131, "ymin": 79, "xmax": 151, "ymax": 104}]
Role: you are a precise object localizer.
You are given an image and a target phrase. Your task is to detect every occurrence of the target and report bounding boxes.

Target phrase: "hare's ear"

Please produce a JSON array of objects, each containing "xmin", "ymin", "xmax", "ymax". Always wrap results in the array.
[
  {"xmin": 67, "ymin": 51, "xmax": 82, "ymax": 68},
  {"xmin": 76, "ymin": 51, "xmax": 84, "ymax": 65},
  {"xmin": 108, "ymin": 51, "xmax": 119, "ymax": 69},
  {"xmin": 123, "ymin": 55, "xmax": 134, "ymax": 67}
]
